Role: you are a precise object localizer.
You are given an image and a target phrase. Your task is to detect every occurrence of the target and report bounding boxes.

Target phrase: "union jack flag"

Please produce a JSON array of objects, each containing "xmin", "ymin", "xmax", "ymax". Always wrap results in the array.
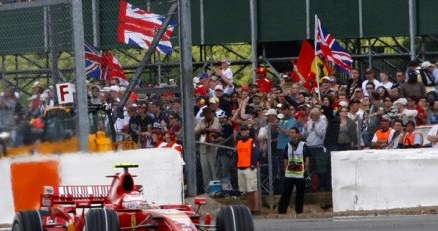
[
  {"xmin": 315, "ymin": 16, "xmax": 352, "ymax": 72},
  {"xmin": 85, "ymin": 43, "xmax": 106, "ymax": 80},
  {"xmin": 118, "ymin": 1, "xmax": 176, "ymax": 56},
  {"xmin": 84, "ymin": 43, "xmax": 128, "ymax": 85}
]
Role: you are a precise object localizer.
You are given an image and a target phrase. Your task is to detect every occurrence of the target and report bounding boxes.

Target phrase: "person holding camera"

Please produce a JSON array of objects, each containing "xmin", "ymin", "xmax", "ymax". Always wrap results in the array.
[{"xmin": 278, "ymin": 127, "xmax": 309, "ymax": 215}]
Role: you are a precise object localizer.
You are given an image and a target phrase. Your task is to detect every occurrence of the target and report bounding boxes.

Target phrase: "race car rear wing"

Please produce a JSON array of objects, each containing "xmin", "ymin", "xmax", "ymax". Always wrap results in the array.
[{"xmin": 41, "ymin": 185, "xmax": 110, "ymax": 208}]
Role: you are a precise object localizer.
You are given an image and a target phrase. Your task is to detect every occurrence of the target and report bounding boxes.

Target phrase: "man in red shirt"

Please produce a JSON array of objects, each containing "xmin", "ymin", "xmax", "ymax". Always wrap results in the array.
[
  {"xmin": 407, "ymin": 96, "xmax": 427, "ymax": 126},
  {"xmin": 255, "ymin": 67, "xmax": 272, "ymax": 93},
  {"xmin": 194, "ymin": 73, "xmax": 210, "ymax": 96}
]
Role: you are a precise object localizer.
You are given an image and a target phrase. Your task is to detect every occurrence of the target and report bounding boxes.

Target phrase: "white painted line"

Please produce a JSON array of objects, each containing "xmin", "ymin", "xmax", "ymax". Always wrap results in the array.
[{"xmin": 333, "ymin": 215, "xmax": 424, "ymax": 222}]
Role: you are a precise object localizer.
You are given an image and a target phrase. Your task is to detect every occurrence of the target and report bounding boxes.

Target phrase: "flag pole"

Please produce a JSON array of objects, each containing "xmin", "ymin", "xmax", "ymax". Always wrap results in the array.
[{"xmin": 314, "ymin": 14, "xmax": 321, "ymax": 101}]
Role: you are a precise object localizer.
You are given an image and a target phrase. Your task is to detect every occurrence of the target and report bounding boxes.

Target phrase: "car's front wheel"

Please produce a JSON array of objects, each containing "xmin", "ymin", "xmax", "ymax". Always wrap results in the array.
[
  {"xmin": 84, "ymin": 208, "xmax": 120, "ymax": 231},
  {"xmin": 216, "ymin": 205, "xmax": 254, "ymax": 231},
  {"xmin": 12, "ymin": 210, "xmax": 44, "ymax": 231}
]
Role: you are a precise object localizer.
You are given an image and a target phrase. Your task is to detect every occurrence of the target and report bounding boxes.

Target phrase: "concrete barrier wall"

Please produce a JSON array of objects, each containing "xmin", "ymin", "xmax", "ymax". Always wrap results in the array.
[
  {"xmin": 0, "ymin": 148, "xmax": 184, "ymax": 224},
  {"xmin": 332, "ymin": 148, "xmax": 438, "ymax": 212}
]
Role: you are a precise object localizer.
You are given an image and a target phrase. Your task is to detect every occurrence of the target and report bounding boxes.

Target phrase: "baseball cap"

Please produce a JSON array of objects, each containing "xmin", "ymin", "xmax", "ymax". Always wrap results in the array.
[
  {"xmin": 198, "ymin": 72, "xmax": 209, "ymax": 79},
  {"xmin": 214, "ymin": 84, "xmax": 224, "ymax": 91},
  {"xmin": 391, "ymin": 83, "xmax": 400, "ymax": 89},
  {"xmin": 339, "ymin": 101, "xmax": 349, "ymax": 107},
  {"xmin": 264, "ymin": 108, "xmax": 277, "ymax": 116},
  {"xmin": 320, "ymin": 76, "xmax": 334, "ymax": 83},
  {"xmin": 381, "ymin": 114, "xmax": 391, "ymax": 121},
  {"xmin": 421, "ymin": 61, "xmax": 434, "ymax": 69},
  {"xmin": 255, "ymin": 67, "xmax": 268, "ymax": 75},
  {"xmin": 209, "ymin": 97, "xmax": 219, "ymax": 104},
  {"xmin": 394, "ymin": 98, "xmax": 408, "ymax": 106},
  {"xmin": 294, "ymin": 111, "xmax": 307, "ymax": 119},
  {"xmin": 221, "ymin": 58, "xmax": 231, "ymax": 65},
  {"xmin": 277, "ymin": 113, "xmax": 285, "ymax": 120},
  {"xmin": 109, "ymin": 85, "xmax": 120, "ymax": 92},
  {"xmin": 216, "ymin": 110, "xmax": 227, "ymax": 118}
]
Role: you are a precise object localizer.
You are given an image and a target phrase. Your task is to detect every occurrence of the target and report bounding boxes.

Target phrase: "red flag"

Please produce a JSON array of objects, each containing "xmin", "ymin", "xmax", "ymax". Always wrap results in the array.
[
  {"xmin": 104, "ymin": 51, "xmax": 128, "ymax": 86},
  {"xmin": 292, "ymin": 40, "xmax": 332, "ymax": 92}
]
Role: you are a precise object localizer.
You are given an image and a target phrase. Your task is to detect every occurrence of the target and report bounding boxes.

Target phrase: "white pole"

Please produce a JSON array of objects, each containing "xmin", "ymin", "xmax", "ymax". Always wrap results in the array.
[{"xmin": 314, "ymin": 15, "xmax": 321, "ymax": 101}]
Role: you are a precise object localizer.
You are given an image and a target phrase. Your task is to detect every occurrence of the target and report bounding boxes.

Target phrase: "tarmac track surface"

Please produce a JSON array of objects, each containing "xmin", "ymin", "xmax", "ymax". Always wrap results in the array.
[
  {"xmin": 1, "ymin": 214, "xmax": 437, "ymax": 231},
  {"xmin": 254, "ymin": 215, "xmax": 438, "ymax": 231}
]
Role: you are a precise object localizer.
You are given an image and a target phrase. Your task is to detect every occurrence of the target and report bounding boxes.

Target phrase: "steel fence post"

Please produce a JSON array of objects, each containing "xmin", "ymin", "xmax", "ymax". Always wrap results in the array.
[{"xmin": 267, "ymin": 123, "xmax": 274, "ymax": 210}]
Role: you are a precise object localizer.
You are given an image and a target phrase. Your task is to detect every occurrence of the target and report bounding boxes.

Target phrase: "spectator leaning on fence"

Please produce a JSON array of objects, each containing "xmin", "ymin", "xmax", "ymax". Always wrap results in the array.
[
  {"xmin": 195, "ymin": 107, "xmax": 221, "ymax": 193},
  {"xmin": 303, "ymin": 107, "xmax": 327, "ymax": 191},
  {"xmin": 212, "ymin": 111, "xmax": 234, "ymax": 191}
]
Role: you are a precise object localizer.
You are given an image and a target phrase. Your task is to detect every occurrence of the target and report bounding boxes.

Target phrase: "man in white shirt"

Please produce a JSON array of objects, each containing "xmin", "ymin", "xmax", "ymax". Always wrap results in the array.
[
  {"xmin": 427, "ymin": 124, "xmax": 438, "ymax": 148},
  {"xmin": 394, "ymin": 98, "xmax": 418, "ymax": 125},
  {"xmin": 215, "ymin": 59, "xmax": 234, "ymax": 86},
  {"xmin": 362, "ymin": 68, "xmax": 381, "ymax": 96}
]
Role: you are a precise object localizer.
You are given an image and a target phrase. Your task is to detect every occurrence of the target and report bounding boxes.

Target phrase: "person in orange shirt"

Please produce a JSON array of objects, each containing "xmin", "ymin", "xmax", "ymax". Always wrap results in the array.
[
  {"xmin": 236, "ymin": 125, "xmax": 260, "ymax": 215},
  {"xmin": 371, "ymin": 114, "xmax": 395, "ymax": 149},
  {"xmin": 401, "ymin": 121, "xmax": 423, "ymax": 148}
]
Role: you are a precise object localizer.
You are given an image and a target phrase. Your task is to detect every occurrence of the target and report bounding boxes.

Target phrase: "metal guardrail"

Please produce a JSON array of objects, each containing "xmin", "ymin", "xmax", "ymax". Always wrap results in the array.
[{"xmin": 195, "ymin": 141, "xmax": 236, "ymax": 151}]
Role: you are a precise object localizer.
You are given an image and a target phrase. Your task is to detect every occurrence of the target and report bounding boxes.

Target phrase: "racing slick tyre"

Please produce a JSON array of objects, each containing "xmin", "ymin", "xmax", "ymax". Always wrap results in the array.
[
  {"xmin": 84, "ymin": 208, "xmax": 120, "ymax": 231},
  {"xmin": 216, "ymin": 205, "xmax": 254, "ymax": 231},
  {"xmin": 12, "ymin": 210, "xmax": 45, "ymax": 231}
]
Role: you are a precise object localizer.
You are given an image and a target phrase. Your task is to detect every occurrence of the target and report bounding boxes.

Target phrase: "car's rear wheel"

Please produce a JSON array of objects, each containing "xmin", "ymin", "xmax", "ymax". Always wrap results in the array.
[
  {"xmin": 84, "ymin": 208, "xmax": 120, "ymax": 231},
  {"xmin": 216, "ymin": 205, "xmax": 254, "ymax": 231},
  {"xmin": 12, "ymin": 210, "xmax": 44, "ymax": 231}
]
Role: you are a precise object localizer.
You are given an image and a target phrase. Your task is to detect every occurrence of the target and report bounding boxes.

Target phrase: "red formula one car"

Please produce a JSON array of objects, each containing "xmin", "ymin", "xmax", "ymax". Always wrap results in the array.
[{"xmin": 12, "ymin": 163, "xmax": 254, "ymax": 231}]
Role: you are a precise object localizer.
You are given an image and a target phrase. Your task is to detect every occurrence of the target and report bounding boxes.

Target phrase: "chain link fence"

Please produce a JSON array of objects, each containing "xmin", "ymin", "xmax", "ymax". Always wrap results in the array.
[
  {"xmin": 193, "ymin": 122, "xmax": 333, "ymax": 210},
  {"xmin": 0, "ymin": 0, "xmax": 81, "ymax": 155}
]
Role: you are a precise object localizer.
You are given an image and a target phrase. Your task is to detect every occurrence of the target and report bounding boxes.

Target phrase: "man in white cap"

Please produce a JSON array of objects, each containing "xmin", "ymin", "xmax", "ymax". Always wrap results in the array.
[
  {"xmin": 420, "ymin": 61, "xmax": 438, "ymax": 91},
  {"xmin": 214, "ymin": 58, "xmax": 234, "ymax": 86},
  {"xmin": 394, "ymin": 98, "xmax": 418, "ymax": 125}
]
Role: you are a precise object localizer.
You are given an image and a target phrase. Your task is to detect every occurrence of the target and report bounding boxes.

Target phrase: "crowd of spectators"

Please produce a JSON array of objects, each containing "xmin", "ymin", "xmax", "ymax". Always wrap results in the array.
[
  {"xmin": 2, "ymin": 58, "xmax": 438, "ymax": 196},
  {"xmin": 188, "ymin": 59, "xmax": 438, "ymax": 194}
]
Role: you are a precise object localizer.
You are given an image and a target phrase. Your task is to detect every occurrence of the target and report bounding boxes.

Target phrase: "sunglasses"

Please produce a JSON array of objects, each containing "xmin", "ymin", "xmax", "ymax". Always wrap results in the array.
[
  {"xmin": 355, "ymin": 91, "xmax": 362, "ymax": 93},
  {"xmin": 366, "ymin": 87, "xmax": 374, "ymax": 90}
]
